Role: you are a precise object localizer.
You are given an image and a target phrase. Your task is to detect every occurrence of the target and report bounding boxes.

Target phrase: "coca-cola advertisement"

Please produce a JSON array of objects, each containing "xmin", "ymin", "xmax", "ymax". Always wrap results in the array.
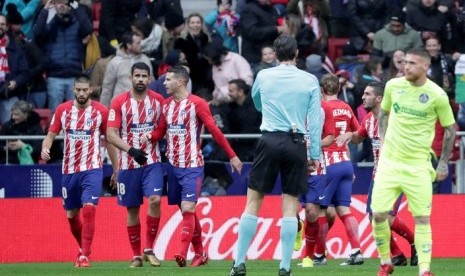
[{"xmin": 0, "ymin": 195, "xmax": 464, "ymax": 263}]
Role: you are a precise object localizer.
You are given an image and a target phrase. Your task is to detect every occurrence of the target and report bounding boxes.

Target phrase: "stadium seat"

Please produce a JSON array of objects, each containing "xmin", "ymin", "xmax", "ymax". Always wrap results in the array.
[
  {"xmin": 327, "ymin": 38, "xmax": 349, "ymax": 64},
  {"xmin": 34, "ymin": 108, "xmax": 52, "ymax": 131},
  {"xmin": 92, "ymin": 1, "xmax": 102, "ymax": 33}
]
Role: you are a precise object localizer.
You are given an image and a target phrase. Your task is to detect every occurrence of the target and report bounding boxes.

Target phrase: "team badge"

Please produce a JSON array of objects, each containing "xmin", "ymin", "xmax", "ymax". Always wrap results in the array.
[
  {"xmin": 180, "ymin": 110, "xmax": 187, "ymax": 120},
  {"xmin": 148, "ymin": 108, "xmax": 154, "ymax": 116},
  {"xmin": 419, "ymin": 93, "xmax": 429, "ymax": 103},
  {"xmin": 109, "ymin": 109, "xmax": 116, "ymax": 121},
  {"xmin": 86, "ymin": 118, "xmax": 94, "ymax": 127}
]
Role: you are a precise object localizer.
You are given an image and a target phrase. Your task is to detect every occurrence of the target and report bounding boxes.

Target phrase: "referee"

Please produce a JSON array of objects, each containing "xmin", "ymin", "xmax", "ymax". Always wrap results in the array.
[{"xmin": 229, "ymin": 35, "xmax": 322, "ymax": 276}]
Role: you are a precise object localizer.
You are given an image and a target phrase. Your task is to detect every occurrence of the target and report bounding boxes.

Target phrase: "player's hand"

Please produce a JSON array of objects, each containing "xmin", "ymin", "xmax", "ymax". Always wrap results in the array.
[
  {"xmin": 140, "ymin": 133, "xmax": 152, "ymax": 144},
  {"xmin": 41, "ymin": 148, "xmax": 51, "ymax": 161},
  {"xmin": 435, "ymin": 160, "xmax": 449, "ymax": 181},
  {"xmin": 307, "ymin": 160, "xmax": 320, "ymax": 174},
  {"xmin": 336, "ymin": 132, "xmax": 352, "ymax": 147},
  {"xmin": 110, "ymin": 170, "xmax": 118, "ymax": 189},
  {"xmin": 128, "ymin": 147, "xmax": 148, "ymax": 165},
  {"xmin": 230, "ymin": 156, "xmax": 243, "ymax": 174}
]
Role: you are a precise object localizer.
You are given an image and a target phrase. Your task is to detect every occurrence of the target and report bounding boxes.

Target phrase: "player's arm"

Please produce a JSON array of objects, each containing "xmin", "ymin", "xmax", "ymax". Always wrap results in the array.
[
  {"xmin": 196, "ymin": 98, "xmax": 243, "ymax": 173},
  {"xmin": 436, "ymin": 124, "xmax": 456, "ymax": 180},
  {"xmin": 41, "ymin": 131, "xmax": 57, "ymax": 161},
  {"xmin": 378, "ymin": 109, "xmax": 389, "ymax": 141},
  {"xmin": 106, "ymin": 140, "xmax": 119, "ymax": 189}
]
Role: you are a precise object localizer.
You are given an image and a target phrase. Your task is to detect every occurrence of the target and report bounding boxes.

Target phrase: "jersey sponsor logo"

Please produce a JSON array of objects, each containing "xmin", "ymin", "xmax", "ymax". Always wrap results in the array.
[
  {"xmin": 167, "ymin": 124, "xmax": 187, "ymax": 135},
  {"xmin": 419, "ymin": 93, "xmax": 429, "ymax": 103},
  {"xmin": 109, "ymin": 109, "xmax": 116, "ymax": 121},
  {"xmin": 392, "ymin": 102, "xmax": 427, "ymax": 118},
  {"xmin": 67, "ymin": 129, "xmax": 92, "ymax": 140},
  {"xmin": 130, "ymin": 122, "xmax": 154, "ymax": 133}
]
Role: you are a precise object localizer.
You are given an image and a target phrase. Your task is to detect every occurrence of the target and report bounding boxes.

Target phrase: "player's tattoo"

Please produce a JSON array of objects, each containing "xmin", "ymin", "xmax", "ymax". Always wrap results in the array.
[
  {"xmin": 439, "ymin": 124, "xmax": 456, "ymax": 165},
  {"xmin": 378, "ymin": 109, "xmax": 389, "ymax": 140}
]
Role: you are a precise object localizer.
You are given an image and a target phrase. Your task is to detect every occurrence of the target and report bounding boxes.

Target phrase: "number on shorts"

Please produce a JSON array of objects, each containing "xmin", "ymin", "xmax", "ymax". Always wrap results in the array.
[
  {"xmin": 336, "ymin": 121, "xmax": 347, "ymax": 134},
  {"xmin": 62, "ymin": 187, "xmax": 67, "ymax": 199},
  {"xmin": 117, "ymin": 182, "xmax": 126, "ymax": 195}
]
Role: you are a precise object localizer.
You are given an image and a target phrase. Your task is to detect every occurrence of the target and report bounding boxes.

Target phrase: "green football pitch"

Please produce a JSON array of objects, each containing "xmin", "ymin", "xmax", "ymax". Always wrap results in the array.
[{"xmin": 1, "ymin": 259, "xmax": 464, "ymax": 276}]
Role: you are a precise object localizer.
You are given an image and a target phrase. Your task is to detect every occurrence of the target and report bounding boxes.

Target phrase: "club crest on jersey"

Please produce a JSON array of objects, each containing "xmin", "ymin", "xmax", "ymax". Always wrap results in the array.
[
  {"xmin": 86, "ymin": 118, "xmax": 94, "ymax": 127},
  {"xmin": 180, "ymin": 110, "xmax": 187, "ymax": 120},
  {"xmin": 419, "ymin": 93, "xmax": 429, "ymax": 103},
  {"xmin": 148, "ymin": 108, "xmax": 154, "ymax": 116}
]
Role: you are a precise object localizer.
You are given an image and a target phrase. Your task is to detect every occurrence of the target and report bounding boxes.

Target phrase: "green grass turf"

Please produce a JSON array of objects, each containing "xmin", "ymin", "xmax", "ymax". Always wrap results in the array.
[{"xmin": 1, "ymin": 259, "xmax": 464, "ymax": 276}]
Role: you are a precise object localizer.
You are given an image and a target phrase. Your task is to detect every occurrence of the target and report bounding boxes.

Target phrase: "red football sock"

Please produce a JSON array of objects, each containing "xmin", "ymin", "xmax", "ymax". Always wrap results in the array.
[
  {"xmin": 341, "ymin": 213, "xmax": 361, "ymax": 249},
  {"xmin": 191, "ymin": 213, "xmax": 204, "ymax": 255},
  {"xmin": 68, "ymin": 214, "xmax": 82, "ymax": 248},
  {"xmin": 179, "ymin": 211, "xmax": 195, "ymax": 258},
  {"xmin": 390, "ymin": 235, "xmax": 403, "ymax": 256},
  {"xmin": 145, "ymin": 215, "xmax": 160, "ymax": 250},
  {"xmin": 315, "ymin": 216, "xmax": 328, "ymax": 255},
  {"xmin": 304, "ymin": 220, "xmax": 319, "ymax": 258},
  {"xmin": 328, "ymin": 214, "xmax": 335, "ymax": 231},
  {"xmin": 81, "ymin": 205, "xmax": 96, "ymax": 256},
  {"xmin": 390, "ymin": 216, "xmax": 414, "ymax": 245},
  {"xmin": 127, "ymin": 224, "xmax": 141, "ymax": 256}
]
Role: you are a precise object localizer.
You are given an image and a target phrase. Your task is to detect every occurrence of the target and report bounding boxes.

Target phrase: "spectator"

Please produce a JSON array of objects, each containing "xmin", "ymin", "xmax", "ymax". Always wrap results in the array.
[
  {"xmin": 100, "ymin": 31, "xmax": 153, "ymax": 107},
  {"xmin": 99, "ymin": 0, "xmax": 141, "ymax": 47},
  {"xmin": 204, "ymin": 0, "xmax": 240, "ymax": 53},
  {"xmin": 347, "ymin": 0, "xmax": 389, "ymax": 53},
  {"xmin": 253, "ymin": 45, "xmax": 278, "ymax": 78},
  {"xmin": 149, "ymin": 54, "xmax": 192, "ymax": 99},
  {"xmin": 385, "ymin": 49, "xmax": 406, "ymax": 80},
  {"xmin": 7, "ymin": 5, "xmax": 47, "ymax": 109},
  {"xmin": 282, "ymin": 13, "xmax": 316, "ymax": 63},
  {"xmin": 0, "ymin": 14, "xmax": 29, "ymax": 123},
  {"xmin": 240, "ymin": 0, "xmax": 282, "ymax": 65},
  {"xmin": 2, "ymin": 1, "xmax": 41, "ymax": 40},
  {"xmin": 161, "ymin": 10, "xmax": 185, "ymax": 59},
  {"xmin": 406, "ymin": 0, "xmax": 454, "ymax": 52},
  {"xmin": 89, "ymin": 53, "xmax": 114, "ymax": 101},
  {"xmin": 203, "ymin": 41, "xmax": 253, "ymax": 103},
  {"xmin": 354, "ymin": 58, "xmax": 383, "ymax": 112},
  {"xmin": 287, "ymin": 0, "xmax": 329, "ymax": 54},
  {"xmin": 372, "ymin": 10, "xmax": 423, "ymax": 66},
  {"xmin": 34, "ymin": 0, "xmax": 92, "ymax": 112},
  {"xmin": 0, "ymin": 100, "xmax": 43, "ymax": 164},
  {"xmin": 305, "ymin": 54, "xmax": 328, "ymax": 80},
  {"xmin": 175, "ymin": 13, "xmax": 212, "ymax": 93},
  {"xmin": 425, "ymin": 36, "xmax": 456, "ymax": 97},
  {"xmin": 131, "ymin": 17, "xmax": 163, "ymax": 76},
  {"xmin": 327, "ymin": 0, "xmax": 350, "ymax": 37},
  {"xmin": 148, "ymin": 0, "xmax": 183, "ymax": 25}
]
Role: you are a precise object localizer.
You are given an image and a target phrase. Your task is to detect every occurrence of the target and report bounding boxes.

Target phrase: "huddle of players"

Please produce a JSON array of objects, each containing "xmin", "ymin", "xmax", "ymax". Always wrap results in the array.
[
  {"xmin": 41, "ymin": 62, "xmax": 242, "ymax": 268},
  {"xmin": 295, "ymin": 74, "xmax": 417, "ymax": 268}
]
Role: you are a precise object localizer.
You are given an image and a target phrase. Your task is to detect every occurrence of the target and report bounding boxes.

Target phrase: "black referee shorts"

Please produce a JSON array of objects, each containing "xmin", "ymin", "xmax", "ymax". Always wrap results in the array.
[{"xmin": 248, "ymin": 132, "xmax": 307, "ymax": 196}]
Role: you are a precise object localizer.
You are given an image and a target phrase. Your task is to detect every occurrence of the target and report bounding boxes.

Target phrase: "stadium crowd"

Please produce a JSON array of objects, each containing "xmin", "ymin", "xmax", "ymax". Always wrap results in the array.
[{"xmin": 0, "ymin": 0, "xmax": 464, "ymax": 167}]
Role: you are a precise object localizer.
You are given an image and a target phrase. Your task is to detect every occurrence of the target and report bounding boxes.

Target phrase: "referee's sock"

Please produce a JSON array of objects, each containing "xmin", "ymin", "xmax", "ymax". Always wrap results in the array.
[
  {"xmin": 372, "ymin": 219, "xmax": 391, "ymax": 264},
  {"xmin": 280, "ymin": 216, "xmax": 298, "ymax": 271},
  {"xmin": 415, "ymin": 224, "xmax": 432, "ymax": 272},
  {"xmin": 235, "ymin": 213, "xmax": 258, "ymax": 267}
]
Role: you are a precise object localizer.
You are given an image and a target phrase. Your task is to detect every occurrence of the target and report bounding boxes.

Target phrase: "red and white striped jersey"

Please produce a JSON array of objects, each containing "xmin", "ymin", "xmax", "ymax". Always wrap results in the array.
[
  {"xmin": 49, "ymin": 100, "xmax": 108, "ymax": 174},
  {"xmin": 357, "ymin": 111, "xmax": 380, "ymax": 176},
  {"xmin": 307, "ymin": 101, "xmax": 335, "ymax": 175},
  {"xmin": 152, "ymin": 95, "xmax": 236, "ymax": 168},
  {"xmin": 323, "ymin": 99, "xmax": 360, "ymax": 165},
  {"xmin": 107, "ymin": 90, "xmax": 164, "ymax": 170}
]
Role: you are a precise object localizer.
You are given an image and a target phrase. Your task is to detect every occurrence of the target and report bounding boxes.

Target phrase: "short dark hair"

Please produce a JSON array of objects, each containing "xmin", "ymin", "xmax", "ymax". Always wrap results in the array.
[
  {"xmin": 228, "ymin": 79, "xmax": 250, "ymax": 95},
  {"xmin": 131, "ymin": 62, "xmax": 151, "ymax": 76},
  {"xmin": 406, "ymin": 48, "xmax": 431, "ymax": 63},
  {"xmin": 366, "ymin": 81, "xmax": 385, "ymax": 97},
  {"xmin": 273, "ymin": 35, "xmax": 297, "ymax": 62},
  {"xmin": 167, "ymin": 65, "xmax": 189, "ymax": 83},
  {"xmin": 132, "ymin": 17, "xmax": 155, "ymax": 39},
  {"xmin": 74, "ymin": 73, "xmax": 90, "ymax": 84},
  {"xmin": 120, "ymin": 31, "xmax": 139, "ymax": 50}
]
